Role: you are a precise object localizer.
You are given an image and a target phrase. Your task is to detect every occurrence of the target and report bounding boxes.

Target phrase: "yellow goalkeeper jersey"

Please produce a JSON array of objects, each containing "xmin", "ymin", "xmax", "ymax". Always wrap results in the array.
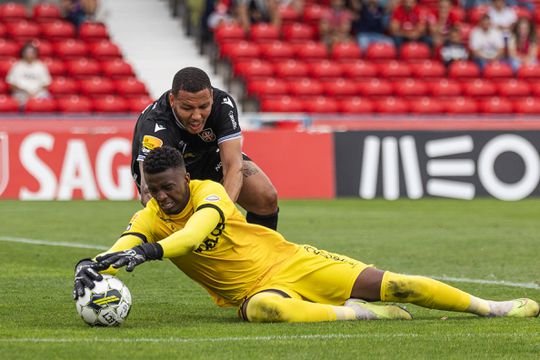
[{"xmin": 119, "ymin": 180, "xmax": 300, "ymax": 307}]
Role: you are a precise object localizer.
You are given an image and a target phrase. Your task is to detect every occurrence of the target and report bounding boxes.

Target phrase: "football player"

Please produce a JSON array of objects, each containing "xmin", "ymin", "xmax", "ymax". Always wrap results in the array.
[{"xmin": 74, "ymin": 146, "xmax": 540, "ymax": 323}]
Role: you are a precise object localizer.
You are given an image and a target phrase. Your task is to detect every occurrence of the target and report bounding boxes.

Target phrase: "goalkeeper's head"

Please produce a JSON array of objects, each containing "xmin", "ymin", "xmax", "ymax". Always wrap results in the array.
[{"xmin": 143, "ymin": 146, "xmax": 190, "ymax": 214}]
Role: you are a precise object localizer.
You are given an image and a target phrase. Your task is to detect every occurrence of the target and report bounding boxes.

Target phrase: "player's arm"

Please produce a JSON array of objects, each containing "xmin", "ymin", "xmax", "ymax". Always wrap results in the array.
[
  {"xmin": 219, "ymin": 138, "xmax": 243, "ymax": 202},
  {"xmin": 138, "ymin": 161, "xmax": 151, "ymax": 206}
]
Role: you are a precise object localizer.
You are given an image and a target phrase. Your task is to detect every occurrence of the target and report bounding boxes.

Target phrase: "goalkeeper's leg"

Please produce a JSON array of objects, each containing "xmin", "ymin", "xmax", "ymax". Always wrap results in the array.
[{"xmin": 353, "ymin": 268, "xmax": 540, "ymax": 318}]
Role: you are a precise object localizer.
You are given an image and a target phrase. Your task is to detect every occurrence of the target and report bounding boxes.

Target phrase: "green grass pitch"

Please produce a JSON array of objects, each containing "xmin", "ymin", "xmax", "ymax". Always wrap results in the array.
[{"xmin": 0, "ymin": 199, "xmax": 539, "ymax": 359}]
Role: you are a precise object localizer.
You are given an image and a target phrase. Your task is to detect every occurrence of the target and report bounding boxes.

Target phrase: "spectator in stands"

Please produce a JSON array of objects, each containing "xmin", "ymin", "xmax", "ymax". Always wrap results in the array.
[
  {"xmin": 469, "ymin": 13, "xmax": 505, "ymax": 70},
  {"xmin": 439, "ymin": 26, "xmax": 469, "ymax": 65},
  {"xmin": 488, "ymin": 0, "xmax": 517, "ymax": 38},
  {"xmin": 428, "ymin": 0, "xmax": 461, "ymax": 48},
  {"xmin": 508, "ymin": 17, "xmax": 538, "ymax": 71},
  {"xmin": 388, "ymin": 0, "xmax": 431, "ymax": 49},
  {"xmin": 319, "ymin": 0, "xmax": 355, "ymax": 50},
  {"xmin": 236, "ymin": 0, "xmax": 281, "ymax": 33},
  {"xmin": 207, "ymin": 0, "xmax": 235, "ymax": 30},
  {"xmin": 351, "ymin": 0, "xmax": 394, "ymax": 51},
  {"xmin": 60, "ymin": 0, "xmax": 99, "ymax": 28},
  {"xmin": 6, "ymin": 42, "xmax": 51, "ymax": 109}
]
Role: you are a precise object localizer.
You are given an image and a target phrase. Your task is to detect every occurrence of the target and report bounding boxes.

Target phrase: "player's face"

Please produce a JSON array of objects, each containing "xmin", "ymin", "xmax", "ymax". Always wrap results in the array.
[
  {"xmin": 169, "ymin": 89, "xmax": 213, "ymax": 135},
  {"xmin": 145, "ymin": 167, "xmax": 191, "ymax": 215}
]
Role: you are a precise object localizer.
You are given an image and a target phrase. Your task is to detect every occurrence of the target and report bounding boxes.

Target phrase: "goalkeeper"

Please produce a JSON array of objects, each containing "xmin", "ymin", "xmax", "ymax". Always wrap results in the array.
[{"xmin": 73, "ymin": 146, "xmax": 539, "ymax": 322}]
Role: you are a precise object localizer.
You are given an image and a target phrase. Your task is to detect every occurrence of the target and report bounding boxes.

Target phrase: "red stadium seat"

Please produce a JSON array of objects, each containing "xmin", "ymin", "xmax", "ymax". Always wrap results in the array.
[
  {"xmin": 57, "ymin": 95, "xmax": 93, "ymax": 113},
  {"xmin": 288, "ymin": 78, "xmax": 324, "ymax": 96},
  {"xmin": 259, "ymin": 41, "xmax": 295, "ymax": 60},
  {"xmin": 376, "ymin": 60, "xmax": 411, "ymax": 79},
  {"xmin": 400, "ymin": 41, "xmax": 431, "ymax": 61},
  {"xmin": 308, "ymin": 60, "xmax": 343, "ymax": 79},
  {"xmin": 78, "ymin": 77, "xmax": 115, "ymax": 97},
  {"xmin": 28, "ymin": 39, "xmax": 53, "ymax": 57},
  {"xmin": 54, "ymin": 39, "xmax": 88, "ymax": 59},
  {"xmin": 0, "ymin": 58, "xmax": 16, "ymax": 77},
  {"xmin": 479, "ymin": 97, "xmax": 513, "ymax": 114},
  {"xmin": 0, "ymin": 79, "xmax": 8, "ymax": 94},
  {"xmin": 0, "ymin": 3, "xmax": 27, "ymax": 21},
  {"xmin": 0, "ymin": 23, "xmax": 6, "ymax": 38},
  {"xmin": 278, "ymin": 5, "xmax": 301, "ymax": 23},
  {"xmin": 516, "ymin": 63, "xmax": 540, "ymax": 80},
  {"xmin": 66, "ymin": 58, "xmax": 101, "ymax": 78},
  {"xmin": 374, "ymin": 97, "xmax": 409, "ymax": 113},
  {"xmin": 462, "ymin": 79, "xmax": 496, "ymax": 97},
  {"xmin": 331, "ymin": 41, "xmax": 361, "ymax": 61},
  {"xmin": 443, "ymin": 97, "xmax": 478, "ymax": 114},
  {"xmin": 260, "ymin": 95, "xmax": 303, "ymax": 112},
  {"xmin": 513, "ymin": 97, "xmax": 540, "ymax": 114},
  {"xmin": 89, "ymin": 40, "xmax": 122, "ymax": 60},
  {"xmin": 357, "ymin": 78, "xmax": 393, "ymax": 96},
  {"xmin": 340, "ymin": 59, "xmax": 377, "ymax": 78},
  {"xmin": 448, "ymin": 61, "xmax": 480, "ymax": 78},
  {"xmin": 246, "ymin": 78, "xmax": 289, "ymax": 97},
  {"xmin": 303, "ymin": 96, "xmax": 339, "ymax": 113},
  {"xmin": 410, "ymin": 60, "xmax": 446, "ymax": 78},
  {"xmin": 93, "ymin": 95, "xmax": 128, "ymax": 113},
  {"xmin": 220, "ymin": 40, "xmax": 261, "ymax": 61},
  {"xmin": 115, "ymin": 78, "xmax": 148, "ymax": 97},
  {"xmin": 79, "ymin": 22, "xmax": 109, "ymax": 42},
  {"xmin": 250, "ymin": 23, "xmax": 280, "ymax": 42},
  {"xmin": 33, "ymin": 3, "xmax": 61, "ymax": 22},
  {"xmin": 339, "ymin": 96, "xmax": 374, "ymax": 113},
  {"xmin": 293, "ymin": 41, "xmax": 328, "ymax": 61},
  {"xmin": 282, "ymin": 22, "xmax": 316, "ymax": 42},
  {"xmin": 0, "ymin": 95, "xmax": 19, "ymax": 112},
  {"xmin": 42, "ymin": 57, "xmax": 66, "ymax": 76},
  {"xmin": 365, "ymin": 43, "xmax": 397, "ymax": 61},
  {"xmin": 0, "ymin": 39, "xmax": 19, "ymax": 58},
  {"xmin": 101, "ymin": 59, "xmax": 135, "ymax": 78},
  {"xmin": 323, "ymin": 78, "xmax": 358, "ymax": 96},
  {"xmin": 528, "ymin": 82, "xmax": 540, "ymax": 96},
  {"xmin": 49, "ymin": 77, "xmax": 79, "ymax": 96},
  {"xmin": 25, "ymin": 97, "xmax": 57, "ymax": 113},
  {"xmin": 6, "ymin": 20, "xmax": 40, "ymax": 41},
  {"xmin": 303, "ymin": 4, "xmax": 329, "ymax": 24},
  {"xmin": 40, "ymin": 20, "xmax": 75, "ymax": 40},
  {"xmin": 483, "ymin": 61, "xmax": 513, "ymax": 79},
  {"xmin": 273, "ymin": 59, "xmax": 309, "ymax": 78},
  {"xmin": 496, "ymin": 79, "xmax": 530, "ymax": 97},
  {"xmin": 428, "ymin": 78, "xmax": 461, "ymax": 96},
  {"xmin": 128, "ymin": 95, "xmax": 154, "ymax": 113},
  {"xmin": 394, "ymin": 79, "xmax": 428, "ymax": 97},
  {"xmin": 233, "ymin": 59, "xmax": 274, "ymax": 80},
  {"xmin": 408, "ymin": 97, "xmax": 444, "ymax": 114},
  {"xmin": 467, "ymin": 5, "xmax": 489, "ymax": 25},
  {"xmin": 214, "ymin": 23, "xmax": 246, "ymax": 44}
]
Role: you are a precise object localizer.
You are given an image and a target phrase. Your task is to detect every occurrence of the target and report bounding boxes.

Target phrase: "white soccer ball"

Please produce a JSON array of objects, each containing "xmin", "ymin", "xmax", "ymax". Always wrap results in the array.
[{"xmin": 75, "ymin": 274, "xmax": 132, "ymax": 326}]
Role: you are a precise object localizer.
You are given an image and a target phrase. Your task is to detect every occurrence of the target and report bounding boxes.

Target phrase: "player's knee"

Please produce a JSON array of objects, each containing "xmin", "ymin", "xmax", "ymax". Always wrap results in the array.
[
  {"xmin": 245, "ymin": 293, "xmax": 290, "ymax": 323},
  {"xmin": 260, "ymin": 185, "xmax": 278, "ymax": 212}
]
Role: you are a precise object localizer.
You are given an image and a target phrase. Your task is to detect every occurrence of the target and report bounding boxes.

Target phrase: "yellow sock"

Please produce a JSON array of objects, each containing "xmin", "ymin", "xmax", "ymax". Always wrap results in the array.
[
  {"xmin": 380, "ymin": 272, "xmax": 489, "ymax": 314},
  {"xmin": 245, "ymin": 292, "xmax": 357, "ymax": 323}
]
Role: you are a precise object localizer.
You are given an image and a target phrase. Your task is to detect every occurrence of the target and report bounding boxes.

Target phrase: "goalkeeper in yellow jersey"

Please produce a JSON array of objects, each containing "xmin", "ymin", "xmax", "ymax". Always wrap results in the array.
[{"xmin": 72, "ymin": 146, "xmax": 539, "ymax": 322}]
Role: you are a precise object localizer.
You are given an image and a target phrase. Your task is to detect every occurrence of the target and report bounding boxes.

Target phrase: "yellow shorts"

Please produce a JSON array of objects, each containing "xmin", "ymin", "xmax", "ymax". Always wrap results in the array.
[{"xmin": 246, "ymin": 244, "xmax": 371, "ymax": 306}]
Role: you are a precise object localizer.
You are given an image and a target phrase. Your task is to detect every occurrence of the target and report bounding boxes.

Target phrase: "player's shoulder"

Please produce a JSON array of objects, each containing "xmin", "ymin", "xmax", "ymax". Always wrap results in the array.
[
  {"xmin": 137, "ymin": 91, "xmax": 172, "ymax": 125},
  {"xmin": 212, "ymin": 87, "xmax": 237, "ymax": 111},
  {"xmin": 190, "ymin": 179, "xmax": 226, "ymax": 195}
]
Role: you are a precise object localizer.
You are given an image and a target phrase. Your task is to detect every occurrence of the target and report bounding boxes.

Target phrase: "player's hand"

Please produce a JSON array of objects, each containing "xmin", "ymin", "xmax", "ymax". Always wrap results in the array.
[
  {"xmin": 73, "ymin": 259, "xmax": 103, "ymax": 300},
  {"xmin": 96, "ymin": 243, "xmax": 163, "ymax": 272}
]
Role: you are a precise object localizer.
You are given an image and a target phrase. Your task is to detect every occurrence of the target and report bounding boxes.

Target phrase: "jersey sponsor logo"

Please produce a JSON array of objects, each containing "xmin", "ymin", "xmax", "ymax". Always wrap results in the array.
[
  {"xmin": 228, "ymin": 110, "xmax": 238, "ymax": 130},
  {"xmin": 154, "ymin": 123, "xmax": 167, "ymax": 132},
  {"xmin": 195, "ymin": 222, "xmax": 224, "ymax": 253},
  {"xmin": 0, "ymin": 132, "xmax": 8, "ymax": 197},
  {"xmin": 142, "ymin": 135, "xmax": 163, "ymax": 154},
  {"xmin": 198, "ymin": 128, "xmax": 216, "ymax": 142},
  {"xmin": 221, "ymin": 97, "xmax": 234, "ymax": 108},
  {"xmin": 204, "ymin": 194, "xmax": 220, "ymax": 202}
]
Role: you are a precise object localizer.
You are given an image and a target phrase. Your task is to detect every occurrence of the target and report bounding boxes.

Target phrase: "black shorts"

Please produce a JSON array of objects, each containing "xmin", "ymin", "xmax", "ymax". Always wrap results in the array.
[{"xmin": 186, "ymin": 149, "xmax": 251, "ymax": 182}]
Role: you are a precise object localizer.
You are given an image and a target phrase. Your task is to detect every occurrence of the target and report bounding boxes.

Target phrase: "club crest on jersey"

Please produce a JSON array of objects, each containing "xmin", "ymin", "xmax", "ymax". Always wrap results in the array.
[
  {"xmin": 205, "ymin": 195, "xmax": 220, "ymax": 202},
  {"xmin": 198, "ymin": 128, "xmax": 216, "ymax": 142},
  {"xmin": 222, "ymin": 97, "xmax": 234, "ymax": 108},
  {"xmin": 142, "ymin": 135, "xmax": 163, "ymax": 154}
]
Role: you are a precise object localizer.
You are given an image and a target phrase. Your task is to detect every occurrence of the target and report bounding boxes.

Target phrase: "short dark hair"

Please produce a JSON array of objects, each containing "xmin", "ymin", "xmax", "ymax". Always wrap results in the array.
[
  {"xmin": 143, "ymin": 146, "xmax": 185, "ymax": 175},
  {"xmin": 171, "ymin": 67, "xmax": 212, "ymax": 96},
  {"xmin": 20, "ymin": 41, "xmax": 38, "ymax": 58}
]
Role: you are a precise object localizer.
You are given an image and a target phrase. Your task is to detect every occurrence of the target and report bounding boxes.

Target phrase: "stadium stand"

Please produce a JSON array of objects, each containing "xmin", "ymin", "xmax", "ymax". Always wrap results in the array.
[{"xmin": 0, "ymin": 1, "xmax": 151, "ymax": 114}]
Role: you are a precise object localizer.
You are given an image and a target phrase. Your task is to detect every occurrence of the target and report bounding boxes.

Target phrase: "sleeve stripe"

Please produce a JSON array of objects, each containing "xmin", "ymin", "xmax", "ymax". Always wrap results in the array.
[
  {"xmin": 196, "ymin": 203, "xmax": 225, "ymax": 223},
  {"xmin": 217, "ymin": 132, "xmax": 242, "ymax": 144},
  {"xmin": 120, "ymin": 232, "xmax": 148, "ymax": 243}
]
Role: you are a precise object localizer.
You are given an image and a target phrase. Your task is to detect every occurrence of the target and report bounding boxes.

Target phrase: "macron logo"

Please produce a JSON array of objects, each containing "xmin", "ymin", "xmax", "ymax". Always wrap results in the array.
[
  {"xmin": 154, "ymin": 123, "xmax": 166, "ymax": 132},
  {"xmin": 222, "ymin": 97, "xmax": 234, "ymax": 108}
]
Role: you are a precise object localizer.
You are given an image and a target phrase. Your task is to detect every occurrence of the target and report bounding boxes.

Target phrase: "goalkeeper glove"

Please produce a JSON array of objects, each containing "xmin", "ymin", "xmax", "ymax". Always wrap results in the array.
[
  {"xmin": 73, "ymin": 258, "xmax": 103, "ymax": 300},
  {"xmin": 96, "ymin": 243, "xmax": 163, "ymax": 272}
]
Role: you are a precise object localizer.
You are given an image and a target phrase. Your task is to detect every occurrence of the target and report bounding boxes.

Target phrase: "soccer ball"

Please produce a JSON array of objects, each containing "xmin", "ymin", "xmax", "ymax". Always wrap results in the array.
[{"xmin": 75, "ymin": 274, "xmax": 132, "ymax": 326}]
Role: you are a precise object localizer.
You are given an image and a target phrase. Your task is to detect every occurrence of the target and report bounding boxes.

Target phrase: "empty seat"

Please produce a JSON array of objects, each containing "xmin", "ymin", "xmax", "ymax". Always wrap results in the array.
[
  {"xmin": 365, "ymin": 43, "xmax": 397, "ymax": 61},
  {"xmin": 213, "ymin": 23, "xmax": 245, "ymax": 44},
  {"xmin": 483, "ymin": 61, "xmax": 513, "ymax": 79},
  {"xmin": 234, "ymin": 59, "xmax": 274, "ymax": 80},
  {"xmin": 400, "ymin": 41, "xmax": 431, "ymax": 61},
  {"xmin": 220, "ymin": 41, "xmax": 261, "ymax": 61},
  {"xmin": 115, "ymin": 78, "xmax": 148, "ymax": 96},
  {"xmin": 394, "ymin": 79, "xmax": 428, "ymax": 97},
  {"xmin": 408, "ymin": 97, "xmax": 444, "ymax": 114},
  {"xmin": 496, "ymin": 79, "xmax": 530, "ymax": 97},
  {"xmin": 462, "ymin": 78, "xmax": 496, "ymax": 97},
  {"xmin": 374, "ymin": 97, "xmax": 409, "ymax": 113},
  {"xmin": 278, "ymin": 4, "xmax": 301, "ymax": 23},
  {"xmin": 340, "ymin": 59, "xmax": 377, "ymax": 78},
  {"xmin": 42, "ymin": 57, "xmax": 66, "ymax": 76},
  {"xmin": 331, "ymin": 41, "xmax": 361, "ymax": 61},
  {"xmin": 443, "ymin": 97, "xmax": 478, "ymax": 114},
  {"xmin": 57, "ymin": 95, "xmax": 93, "ymax": 113},
  {"xmin": 93, "ymin": 95, "xmax": 128, "ymax": 113},
  {"xmin": 293, "ymin": 41, "xmax": 328, "ymax": 61},
  {"xmin": 66, "ymin": 58, "xmax": 101, "ymax": 78},
  {"xmin": 49, "ymin": 77, "xmax": 79, "ymax": 96},
  {"xmin": 0, "ymin": 3, "xmax": 27, "ymax": 21},
  {"xmin": 357, "ymin": 78, "xmax": 393, "ymax": 96},
  {"xmin": 516, "ymin": 63, "xmax": 540, "ymax": 80},
  {"xmin": 6, "ymin": 20, "xmax": 40, "ymax": 41},
  {"xmin": 246, "ymin": 78, "xmax": 289, "ymax": 97},
  {"xmin": 0, "ymin": 39, "xmax": 19, "ymax": 58},
  {"xmin": 101, "ymin": 59, "xmax": 135, "ymax": 78},
  {"xmin": 25, "ymin": 97, "xmax": 57, "ymax": 113},
  {"xmin": 250, "ymin": 23, "xmax": 280, "ymax": 42},
  {"xmin": 0, "ymin": 94, "xmax": 19, "ymax": 112},
  {"xmin": 448, "ymin": 61, "xmax": 480, "ymax": 78},
  {"xmin": 0, "ymin": 79, "xmax": 8, "ymax": 94},
  {"xmin": 260, "ymin": 95, "xmax": 303, "ymax": 112},
  {"xmin": 288, "ymin": 78, "xmax": 324, "ymax": 96},
  {"xmin": 428, "ymin": 78, "xmax": 461, "ymax": 96},
  {"xmin": 308, "ymin": 59, "xmax": 343, "ymax": 78},
  {"xmin": 479, "ymin": 97, "xmax": 513, "ymax": 113},
  {"xmin": 29, "ymin": 39, "xmax": 53, "ymax": 57},
  {"xmin": 40, "ymin": 20, "xmax": 75, "ymax": 40},
  {"xmin": 54, "ymin": 39, "xmax": 88, "ymax": 59},
  {"xmin": 282, "ymin": 22, "xmax": 316, "ymax": 42},
  {"xmin": 513, "ymin": 97, "xmax": 540, "ymax": 114},
  {"xmin": 409, "ymin": 60, "xmax": 446, "ymax": 78},
  {"xmin": 78, "ymin": 77, "xmax": 115, "ymax": 97},
  {"xmin": 339, "ymin": 96, "xmax": 374, "ymax": 113},
  {"xmin": 376, "ymin": 60, "xmax": 411, "ymax": 78},
  {"xmin": 32, "ymin": 3, "xmax": 61, "ymax": 22},
  {"xmin": 89, "ymin": 40, "xmax": 122, "ymax": 60},
  {"xmin": 303, "ymin": 4, "xmax": 329, "ymax": 24},
  {"xmin": 79, "ymin": 22, "xmax": 109, "ymax": 42},
  {"xmin": 259, "ymin": 41, "xmax": 294, "ymax": 60},
  {"xmin": 273, "ymin": 59, "xmax": 309, "ymax": 78},
  {"xmin": 303, "ymin": 96, "xmax": 338, "ymax": 113},
  {"xmin": 0, "ymin": 58, "xmax": 16, "ymax": 77},
  {"xmin": 128, "ymin": 95, "xmax": 154, "ymax": 113},
  {"xmin": 323, "ymin": 78, "xmax": 358, "ymax": 96}
]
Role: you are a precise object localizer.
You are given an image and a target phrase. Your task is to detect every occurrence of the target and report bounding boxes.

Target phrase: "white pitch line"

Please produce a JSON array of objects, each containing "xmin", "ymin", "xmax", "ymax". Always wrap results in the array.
[
  {"xmin": 0, "ymin": 332, "xmax": 536, "ymax": 344},
  {"xmin": 1, "ymin": 236, "xmax": 539, "ymax": 290}
]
